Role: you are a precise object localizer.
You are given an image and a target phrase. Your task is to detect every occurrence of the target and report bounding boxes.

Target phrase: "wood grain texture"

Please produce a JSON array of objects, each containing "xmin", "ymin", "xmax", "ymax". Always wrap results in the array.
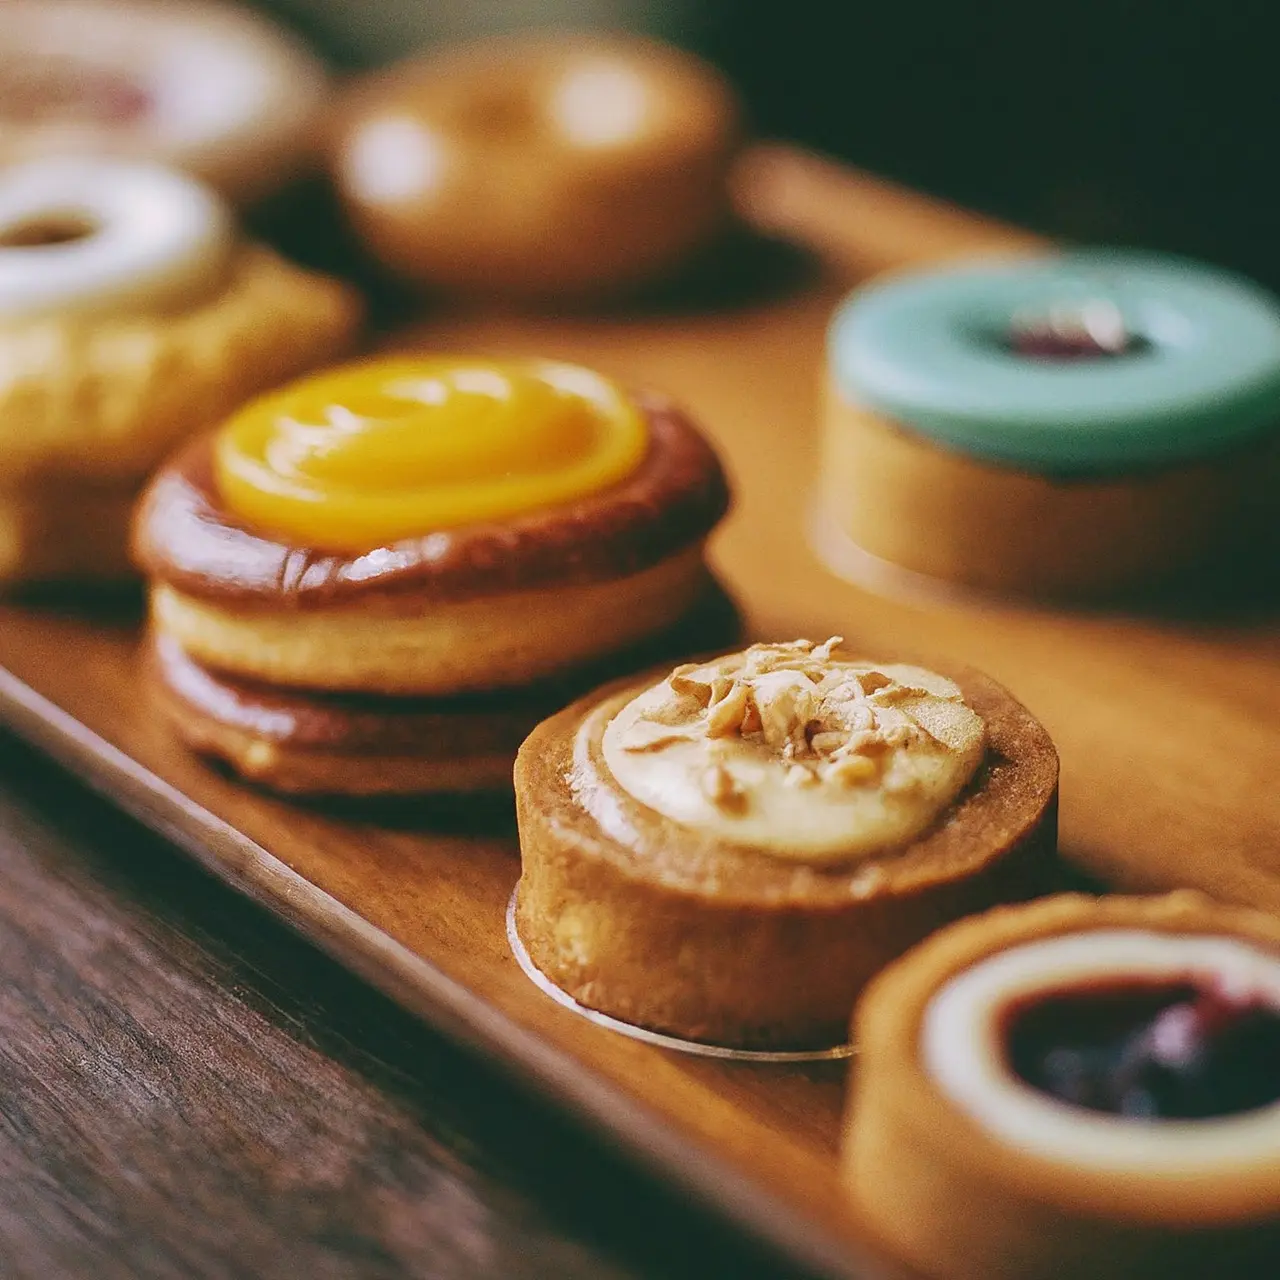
[
  {"xmin": 1, "ymin": 146, "xmax": 1278, "ymax": 1279},
  {"xmin": 0, "ymin": 729, "xmax": 827, "ymax": 1280},
  {"xmin": 0, "ymin": 610, "xmax": 896, "ymax": 1280}
]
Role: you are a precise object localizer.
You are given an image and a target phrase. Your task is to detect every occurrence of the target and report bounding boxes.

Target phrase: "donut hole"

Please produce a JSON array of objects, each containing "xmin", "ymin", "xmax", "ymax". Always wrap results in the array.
[
  {"xmin": 0, "ymin": 212, "xmax": 99, "ymax": 249},
  {"xmin": 1005, "ymin": 301, "xmax": 1150, "ymax": 359}
]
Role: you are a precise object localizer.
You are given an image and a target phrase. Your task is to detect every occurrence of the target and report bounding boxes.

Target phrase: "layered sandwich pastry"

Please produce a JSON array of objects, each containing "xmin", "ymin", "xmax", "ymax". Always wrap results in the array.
[{"xmin": 133, "ymin": 355, "xmax": 734, "ymax": 795}]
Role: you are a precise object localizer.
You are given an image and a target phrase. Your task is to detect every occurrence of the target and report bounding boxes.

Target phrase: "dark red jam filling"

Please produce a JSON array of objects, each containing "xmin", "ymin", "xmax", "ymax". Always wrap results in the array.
[
  {"xmin": 1003, "ymin": 978, "xmax": 1280, "ymax": 1119},
  {"xmin": 0, "ymin": 56, "xmax": 150, "ymax": 126},
  {"xmin": 1008, "ymin": 302, "xmax": 1138, "ymax": 359}
]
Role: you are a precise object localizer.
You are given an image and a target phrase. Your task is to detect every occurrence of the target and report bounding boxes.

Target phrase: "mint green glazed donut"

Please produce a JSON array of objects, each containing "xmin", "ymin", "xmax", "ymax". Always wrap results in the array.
[{"xmin": 829, "ymin": 252, "xmax": 1280, "ymax": 472}]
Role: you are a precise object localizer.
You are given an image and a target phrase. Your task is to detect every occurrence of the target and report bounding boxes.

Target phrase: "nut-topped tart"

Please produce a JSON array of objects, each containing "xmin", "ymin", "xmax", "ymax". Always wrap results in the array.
[{"xmin": 513, "ymin": 638, "xmax": 1059, "ymax": 1049}]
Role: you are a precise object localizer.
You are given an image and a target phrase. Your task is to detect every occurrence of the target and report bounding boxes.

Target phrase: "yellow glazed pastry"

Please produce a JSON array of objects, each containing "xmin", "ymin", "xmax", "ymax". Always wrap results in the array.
[
  {"xmin": 213, "ymin": 358, "xmax": 649, "ymax": 550},
  {"xmin": 514, "ymin": 638, "xmax": 1059, "ymax": 1048},
  {"xmin": 134, "ymin": 355, "xmax": 734, "ymax": 795},
  {"xmin": 0, "ymin": 155, "xmax": 360, "ymax": 586}
]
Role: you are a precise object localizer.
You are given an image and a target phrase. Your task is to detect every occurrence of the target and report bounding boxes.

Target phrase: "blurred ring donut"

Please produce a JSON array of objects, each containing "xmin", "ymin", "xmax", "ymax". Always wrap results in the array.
[
  {"xmin": 0, "ymin": 157, "xmax": 235, "ymax": 321},
  {"xmin": 0, "ymin": 0, "xmax": 328, "ymax": 204}
]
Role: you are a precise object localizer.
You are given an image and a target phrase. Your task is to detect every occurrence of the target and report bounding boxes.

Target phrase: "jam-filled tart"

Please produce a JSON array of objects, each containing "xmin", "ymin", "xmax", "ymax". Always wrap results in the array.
[{"xmin": 844, "ymin": 892, "xmax": 1280, "ymax": 1280}]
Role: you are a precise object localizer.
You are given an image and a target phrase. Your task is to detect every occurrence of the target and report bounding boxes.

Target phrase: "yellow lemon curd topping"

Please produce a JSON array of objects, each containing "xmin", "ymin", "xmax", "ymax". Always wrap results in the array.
[{"xmin": 212, "ymin": 356, "xmax": 650, "ymax": 550}]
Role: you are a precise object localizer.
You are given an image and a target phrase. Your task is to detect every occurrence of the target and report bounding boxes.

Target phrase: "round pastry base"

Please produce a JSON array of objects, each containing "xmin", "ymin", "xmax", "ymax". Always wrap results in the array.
[
  {"xmin": 810, "ymin": 496, "xmax": 1280, "ymax": 623},
  {"xmin": 815, "ymin": 385, "xmax": 1271, "ymax": 600},
  {"xmin": 808, "ymin": 500, "xmax": 1011, "ymax": 613},
  {"xmin": 842, "ymin": 892, "xmax": 1280, "ymax": 1280},
  {"xmin": 505, "ymin": 889, "xmax": 854, "ymax": 1063}
]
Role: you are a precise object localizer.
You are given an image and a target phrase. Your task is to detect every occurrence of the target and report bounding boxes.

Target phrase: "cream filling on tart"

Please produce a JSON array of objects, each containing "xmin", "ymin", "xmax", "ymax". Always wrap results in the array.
[
  {"xmin": 921, "ymin": 930, "xmax": 1280, "ymax": 1174},
  {"xmin": 599, "ymin": 637, "xmax": 986, "ymax": 861}
]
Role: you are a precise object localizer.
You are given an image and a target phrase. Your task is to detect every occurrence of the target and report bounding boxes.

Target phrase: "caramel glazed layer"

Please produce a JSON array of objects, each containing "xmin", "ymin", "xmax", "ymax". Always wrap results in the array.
[
  {"xmin": 133, "ymin": 393, "xmax": 729, "ymax": 608},
  {"xmin": 137, "ymin": 394, "xmax": 736, "ymax": 745}
]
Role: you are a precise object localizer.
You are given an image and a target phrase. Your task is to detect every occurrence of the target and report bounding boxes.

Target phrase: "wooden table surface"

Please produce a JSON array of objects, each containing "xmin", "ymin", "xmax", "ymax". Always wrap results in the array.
[{"xmin": 0, "ymin": 726, "xmax": 826, "ymax": 1279}]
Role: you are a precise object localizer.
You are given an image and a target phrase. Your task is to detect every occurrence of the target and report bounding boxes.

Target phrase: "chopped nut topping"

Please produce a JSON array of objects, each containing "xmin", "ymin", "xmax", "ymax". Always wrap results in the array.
[
  {"xmin": 603, "ymin": 639, "xmax": 988, "ymax": 857},
  {"xmin": 614, "ymin": 638, "xmax": 985, "ymax": 820},
  {"xmin": 668, "ymin": 665, "xmax": 714, "ymax": 707},
  {"xmin": 858, "ymin": 670, "xmax": 893, "ymax": 695},
  {"xmin": 808, "ymin": 729, "xmax": 845, "ymax": 755},
  {"xmin": 621, "ymin": 639, "xmax": 971, "ymax": 771},
  {"xmin": 705, "ymin": 679, "xmax": 749, "ymax": 738}
]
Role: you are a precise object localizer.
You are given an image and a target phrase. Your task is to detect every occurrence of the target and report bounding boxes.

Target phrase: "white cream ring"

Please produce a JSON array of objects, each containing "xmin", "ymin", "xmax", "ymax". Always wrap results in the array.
[
  {"xmin": 0, "ymin": 0, "xmax": 328, "ymax": 203},
  {"xmin": 0, "ymin": 157, "xmax": 235, "ymax": 322},
  {"xmin": 922, "ymin": 929, "xmax": 1280, "ymax": 1175}
]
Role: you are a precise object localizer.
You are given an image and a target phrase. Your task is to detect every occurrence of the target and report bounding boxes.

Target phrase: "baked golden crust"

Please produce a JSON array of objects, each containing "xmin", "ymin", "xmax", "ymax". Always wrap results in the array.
[
  {"xmin": 0, "ymin": 244, "xmax": 361, "ymax": 484},
  {"xmin": 148, "ymin": 645, "xmax": 525, "ymax": 795},
  {"xmin": 147, "ymin": 547, "xmax": 713, "ymax": 695},
  {"xmin": 513, "ymin": 659, "xmax": 1058, "ymax": 1048},
  {"xmin": 132, "ymin": 394, "xmax": 730, "ymax": 606},
  {"xmin": 148, "ymin": 582, "xmax": 740, "ymax": 795},
  {"xmin": 843, "ymin": 892, "xmax": 1280, "ymax": 1280},
  {"xmin": 820, "ymin": 386, "xmax": 1277, "ymax": 597}
]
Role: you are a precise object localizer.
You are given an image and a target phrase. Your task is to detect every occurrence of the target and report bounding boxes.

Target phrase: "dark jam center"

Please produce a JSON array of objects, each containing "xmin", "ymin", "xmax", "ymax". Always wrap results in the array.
[
  {"xmin": 1004, "ymin": 979, "xmax": 1280, "ymax": 1119},
  {"xmin": 0, "ymin": 56, "xmax": 150, "ymax": 126},
  {"xmin": 1008, "ymin": 301, "xmax": 1137, "ymax": 360}
]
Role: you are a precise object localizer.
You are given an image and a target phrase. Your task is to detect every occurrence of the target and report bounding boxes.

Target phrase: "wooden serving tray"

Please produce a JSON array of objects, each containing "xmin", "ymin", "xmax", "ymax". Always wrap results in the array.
[{"xmin": 3, "ymin": 149, "xmax": 1280, "ymax": 1280}]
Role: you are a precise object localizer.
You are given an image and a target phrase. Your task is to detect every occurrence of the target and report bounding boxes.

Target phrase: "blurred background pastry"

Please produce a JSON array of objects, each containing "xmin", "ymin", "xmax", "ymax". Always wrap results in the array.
[
  {"xmin": 0, "ymin": 155, "xmax": 359, "ymax": 587},
  {"xmin": 514, "ymin": 637, "xmax": 1058, "ymax": 1049},
  {"xmin": 133, "ymin": 355, "xmax": 735, "ymax": 794},
  {"xmin": 330, "ymin": 32, "xmax": 741, "ymax": 303},
  {"xmin": 844, "ymin": 892, "xmax": 1280, "ymax": 1279},
  {"xmin": 0, "ymin": 0, "xmax": 329, "ymax": 206},
  {"xmin": 816, "ymin": 251, "xmax": 1280, "ymax": 598}
]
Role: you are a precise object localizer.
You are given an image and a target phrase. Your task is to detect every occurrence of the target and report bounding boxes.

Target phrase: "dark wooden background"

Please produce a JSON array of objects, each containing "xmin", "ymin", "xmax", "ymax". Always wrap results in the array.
[{"xmin": 0, "ymin": 728, "xmax": 822, "ymax": 1279}]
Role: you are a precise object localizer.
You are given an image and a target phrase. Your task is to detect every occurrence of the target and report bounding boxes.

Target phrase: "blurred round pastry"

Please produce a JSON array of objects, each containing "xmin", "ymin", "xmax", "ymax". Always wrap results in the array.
[
  {"xmin": 331, "ymin": 33, "xmax": 741, "ymax": 302},
  {"xmin": 0, "ymin": 0, "xmax": 328, "ymax": 205},
  {"xmin": 0, "ymin": 155, "xmax": 360, "ymax": 587},
  {"xmin": 513, "ymin": 637, "xmax": 1058, "ymax": 1049},
  {"xmin": 844, "ymin": 892, "xmax": 1280, "ymax": 1280},
  {"xmin": 133, "ymin": 356, "xmax": 734, "ymax": 795},
  {"xmin": 817, "ymin": 252, "xmax": 1280, "ymax": 598}
]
